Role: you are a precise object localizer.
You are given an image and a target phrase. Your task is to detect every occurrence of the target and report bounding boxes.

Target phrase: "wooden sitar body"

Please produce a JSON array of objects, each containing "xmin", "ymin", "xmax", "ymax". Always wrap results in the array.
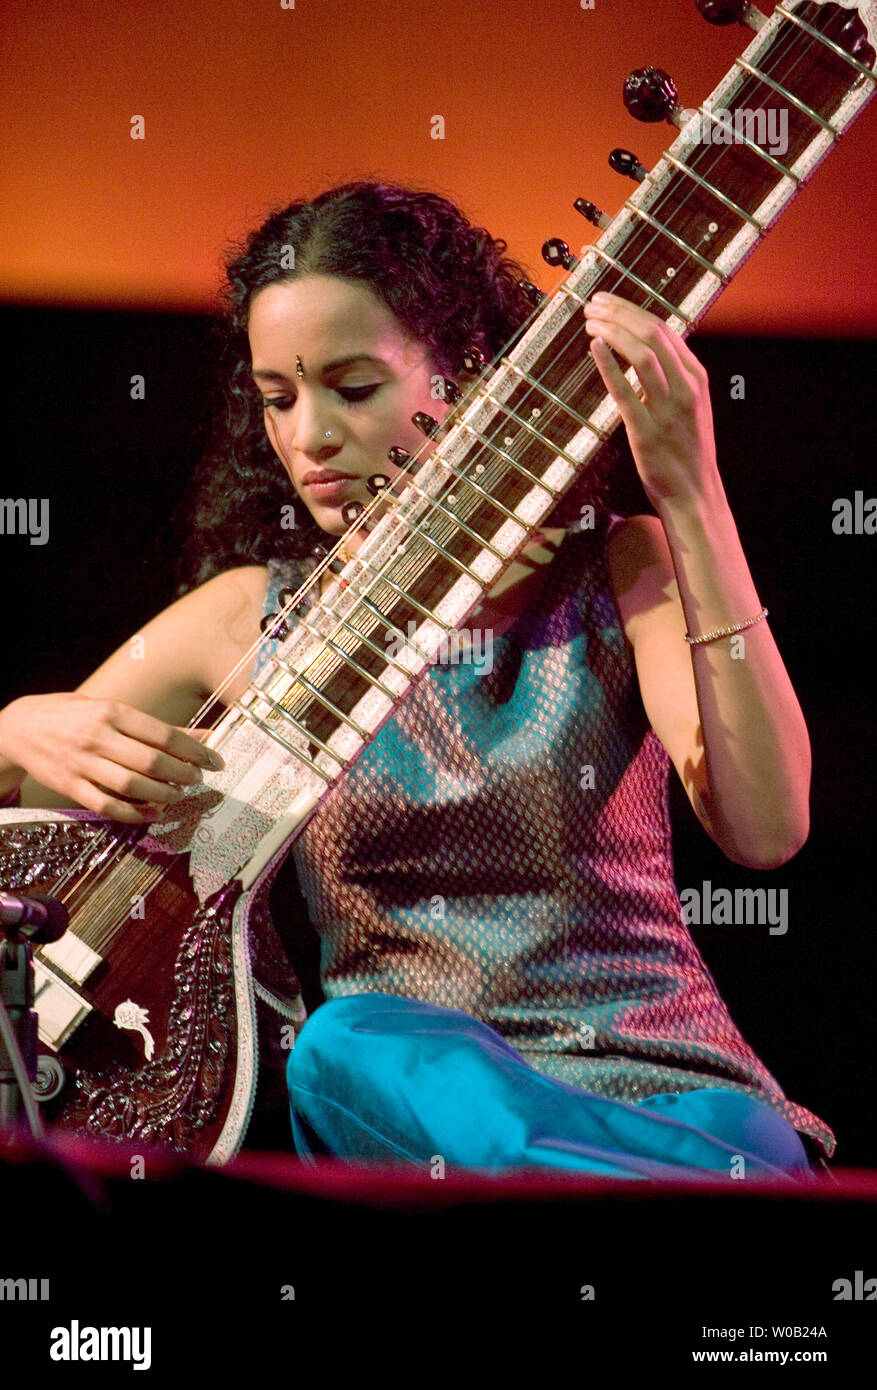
[{"xmin": 0, "ymin": 809, "xmax": 306, "ymax": 1165}]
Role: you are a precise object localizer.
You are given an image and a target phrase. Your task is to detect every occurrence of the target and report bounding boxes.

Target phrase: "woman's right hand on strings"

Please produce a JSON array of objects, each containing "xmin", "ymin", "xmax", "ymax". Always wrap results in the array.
[{"xmin": 0, "ymin": 693, "xmax": 224, "ymax": 823}]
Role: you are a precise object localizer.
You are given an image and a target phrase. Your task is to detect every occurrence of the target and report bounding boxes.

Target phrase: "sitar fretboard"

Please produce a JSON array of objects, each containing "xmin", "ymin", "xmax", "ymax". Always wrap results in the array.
[{"xmin": 143, "ymin": 0, "xmax": 875, "ymax": 902}]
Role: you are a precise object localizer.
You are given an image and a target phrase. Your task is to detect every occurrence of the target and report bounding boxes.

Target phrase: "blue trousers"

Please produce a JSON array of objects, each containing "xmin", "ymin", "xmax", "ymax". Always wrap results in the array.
[{"xmin": 286, "ymin": 993, "xmax": 815, "ymax": 1183}]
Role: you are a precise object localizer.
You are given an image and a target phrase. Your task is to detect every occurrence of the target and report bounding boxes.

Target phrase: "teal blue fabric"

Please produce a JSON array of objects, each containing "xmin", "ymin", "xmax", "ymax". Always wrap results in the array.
[
  {"xmin": 254, "ymin": 516, "xmax": 835, "ymax": 1170},
  {"xmin": 287, "ymin": 993, "xmax": 813, "ymax": 1181}
]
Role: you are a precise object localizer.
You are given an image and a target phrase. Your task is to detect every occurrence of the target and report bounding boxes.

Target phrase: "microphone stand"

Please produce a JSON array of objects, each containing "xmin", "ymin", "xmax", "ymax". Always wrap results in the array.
[
  {"xmin": 0, "ymin": 928, "xmax": 42, "ymax": 1139},
  {"xmin": 0, "ymin": 894, "xmax": 68, "ymax": 1141}
]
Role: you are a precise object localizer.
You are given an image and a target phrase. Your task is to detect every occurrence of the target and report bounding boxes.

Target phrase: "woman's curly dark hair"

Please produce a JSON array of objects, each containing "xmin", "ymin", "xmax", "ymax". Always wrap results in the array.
[{"xmin": 171, "ymin": 179, "xmax": 630, "ymax": 597}]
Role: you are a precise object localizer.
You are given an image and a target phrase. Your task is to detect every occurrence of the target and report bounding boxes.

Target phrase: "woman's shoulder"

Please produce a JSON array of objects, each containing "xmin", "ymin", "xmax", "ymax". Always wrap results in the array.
[
  {"xmin": 156, "ymin": 564, "xmax": 272, "ymax": 705},
  {"xmin": 603, "ymin": 512, "xmax": 679, "ymax": 652},
  {"xmin": 193, "ymin": 562, "xmax": 272, "ymax": 621},
  {"xmin": 604, "ymin": 512, "xmax": 667, "ymax": 590},
  {"xmin": 545, "ymin": 511, "xmax": 667, "ymax": 648},
  {"xmin": 193, "ymin": 556, "xmax": 316, "ymax": 618}
]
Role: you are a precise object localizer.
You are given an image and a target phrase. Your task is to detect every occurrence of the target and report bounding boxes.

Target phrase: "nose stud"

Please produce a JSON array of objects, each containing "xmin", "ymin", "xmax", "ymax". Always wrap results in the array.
[{"xmin": 324, "ymin": 429, "xmax": 333, "ymax": 439}]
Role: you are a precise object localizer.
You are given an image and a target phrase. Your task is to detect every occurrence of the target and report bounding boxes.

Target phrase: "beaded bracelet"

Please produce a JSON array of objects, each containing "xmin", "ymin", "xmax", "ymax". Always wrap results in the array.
[{"xmin": 684, "ymin": 606, "xmax": 768, "ymax": 646}]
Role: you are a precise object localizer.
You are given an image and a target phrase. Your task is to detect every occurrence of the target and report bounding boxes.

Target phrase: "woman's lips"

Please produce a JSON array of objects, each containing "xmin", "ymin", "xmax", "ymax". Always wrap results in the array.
[{"xmin": 302, "ymin": 471, "xmax": 357, "ymax": 501}]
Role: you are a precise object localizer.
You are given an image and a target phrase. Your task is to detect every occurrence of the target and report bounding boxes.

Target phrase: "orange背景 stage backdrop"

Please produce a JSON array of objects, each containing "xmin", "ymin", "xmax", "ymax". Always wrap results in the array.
[{"xmin": 1, "ymin": 0, "xmax": 875, "ymax": 333}]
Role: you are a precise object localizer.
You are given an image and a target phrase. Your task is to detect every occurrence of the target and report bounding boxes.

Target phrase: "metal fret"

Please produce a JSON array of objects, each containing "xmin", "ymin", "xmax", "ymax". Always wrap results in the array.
[
  {"xmin": 404, "ymin": 522, "xmax": 491, "ymax": 583},
  {"xmin": 458, "ymin": 417, "xmax": 561, "ymax": 500},
  {"xmin": 256, "ymin": 685, "xmax": 348, "ymax": 764},
  {"xmin": 623, "ymin": 203, "xmax": 729, "ymax": 283},
  {"xmin": 696, "ymin": 106, "xmax": 801, "ymax": 185},
  {"xmin": 387, "ymin": 470, "xmax": 507, "ymax": 562},
  {"xmin": 661, "ymin": 151, "xmax": 766, "ymax": 231},
  {"xmin": 775, "ymin": 4, "xmax": 877, "ymax": 83},
  {"xmin": 428, "ymin": 456, "xmax": 527, "ymax": 525},
  {"xmin": 734, "ymin": 57, "xmax": 840, "ymax": 135},
  {"xmin": 279, "ymin": 600, "xmax": 417, "ymax": 683},
  {"xmin": 358, "ymin": 595, "xmax": 436, "ymax": 665},
  {"xmin": 270, "ymin": 663, "xmax": 371, "ymax": 739},
  {"xmin": 472, "ymin": 397, "xmax": 589, "ymax": 478},
  {"xmin": 315, "ymin": 639, "xmax": 398, "ymax": 701},
  {"xmin": 274, "ymin": 641, "xmax": 395, "ymax": 708},
  {"xmin": 472, "ymin": 394, "xmax": 603, "ymax": 475},
  {"xmin": 319, "ymin": 605, "xmax": 421, "ymax": 678},
  {"xmin": 345, "ymin": 550, "xmax": 457, "ymax": 630},
  {"xmin": 499, "ymin": 355, "xmax": 601, "ymax": 437},
  {"xmin": 579, "ymin": 245, "xmax": 693, "ymax": 323},
  {"xmin": 290, "ymin": 513, "xmax": 484, "ymax": 660},
  {"xmin": 480, "ymin": 362, "xmax": 611, "ymax": 452},
  {"xmin": 233, "ymin": 701, "xmax": 335, "ymax": 782},
  {"xmin": 337, "ymin": 615, "xmax": 420, "ymax": 675}
]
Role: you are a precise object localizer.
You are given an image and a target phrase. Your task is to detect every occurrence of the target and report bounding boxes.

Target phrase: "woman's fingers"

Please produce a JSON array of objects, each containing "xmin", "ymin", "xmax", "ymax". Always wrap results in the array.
[
  {"xmin": 587, "ymin": 317, "xmax": 673, "ymax": 404},
  {"xmin": 81, "ymin": 720, "xmax": 227, "ymax": 820},
  {"xmin": 184, "ymin": 724, "xmax": 221, "ymax": 745},
  {"xmin": 0, "ymin": 693, "xmax": 226, "ymax": 820},
  {"xmin": 96, "ymin": 732, "xmax": 208, "ymax": 790},
  {"xmin": 64, "ymin": 775, "xmax": 167, "ymax": 823},
  {"xmin": 108, "ymin": 704, "xmax": 224, "ymax": 771},
  {"xmin": 81, "ymin": 754, "xmax": 191, "ymax": 805}
]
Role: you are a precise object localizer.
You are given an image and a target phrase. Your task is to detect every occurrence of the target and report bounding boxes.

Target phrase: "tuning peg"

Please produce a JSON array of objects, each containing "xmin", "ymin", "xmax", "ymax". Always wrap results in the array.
[
  {"xmin": 519, "ymin": 280, "xmax": 546, "ymax": 308},
  {"xmin": 623, "ymin": 67, "xmax": 676, "ymax": 124},
  {"xmin": 388, "ymin": 445, "xmax": 412, "ymax": 467},
  {"xmin": 840, "ymin": 10, "xmax": 877, "ymax": 61},
  {"xmin": 436, "ymin": 377, "xmax": 462, "ymax": 404},
  {"xmin": 461, "ymin": 345, "xmax": 487, "ymax": 373},
  {"xmin": 366, "ymin": 473, "xmax": 392, "ymax": 496},
  {"xmin": 542, "ymin": 238, "xmax": 579, "ymax": 271},
  {"xmin": 277, "ymin": 585, "xmax": 309, "ymax": 612},
  {"xmin": 696, "ymin": 0, "xmax": 766, "ymax": 30},
  {"xmin": 623, "ymin": 67, "xmax": 696, "ymax": 130},
  {"xmin": 412, "ymin": 411, "xmax": 439, "ymax": 438},
  {"xmin": 608, "ymin": 149, "xmax": 648, "ymax": 183},
  {"xmin": 574, "ymin": 199, "xmax": 612, "ymax": 231},
  {"xmin": 260, "ymin": 612, "xmax": 290, "ymax": 640},
  {"xmin": 340, "ymin": 500, "xmax": 369, "ymax": 527}
]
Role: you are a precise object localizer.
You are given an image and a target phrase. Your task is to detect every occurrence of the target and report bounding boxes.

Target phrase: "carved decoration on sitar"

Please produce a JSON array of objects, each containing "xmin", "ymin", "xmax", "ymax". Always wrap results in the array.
[{"xmin": 72, "ymin": 881, "xmax": 242, "ymax": 1153}]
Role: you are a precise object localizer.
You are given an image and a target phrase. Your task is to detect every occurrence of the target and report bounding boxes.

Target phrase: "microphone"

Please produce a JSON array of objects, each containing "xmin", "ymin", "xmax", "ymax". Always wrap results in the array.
[{"xmin": 0, "ymin": 892, "xmax": 69, "ymax": 943}]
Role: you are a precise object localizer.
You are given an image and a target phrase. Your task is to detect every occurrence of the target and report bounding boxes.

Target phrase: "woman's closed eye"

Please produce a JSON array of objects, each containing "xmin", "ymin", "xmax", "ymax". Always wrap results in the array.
[{"xmin": 261, "ymin": 383, "xmax": 382, "ymax": 411}]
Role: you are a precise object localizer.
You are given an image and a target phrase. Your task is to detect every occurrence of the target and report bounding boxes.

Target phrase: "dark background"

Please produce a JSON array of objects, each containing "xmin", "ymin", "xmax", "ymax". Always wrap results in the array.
[{"xmin": 2, "ymin": 305, "xmax": 874, "ymax": 1167}]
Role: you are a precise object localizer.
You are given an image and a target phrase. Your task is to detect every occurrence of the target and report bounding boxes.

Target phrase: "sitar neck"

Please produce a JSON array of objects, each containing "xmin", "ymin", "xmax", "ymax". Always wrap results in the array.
[{"xmin": 147, "ymin": 0, "xmax": 875, "ymax": 902}]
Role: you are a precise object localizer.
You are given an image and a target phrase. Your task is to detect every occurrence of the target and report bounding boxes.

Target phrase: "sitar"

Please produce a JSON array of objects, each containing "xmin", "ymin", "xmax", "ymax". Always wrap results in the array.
[{"xmin": 2, "ymin": 0, "xmax": 874, "ymax": 1164}]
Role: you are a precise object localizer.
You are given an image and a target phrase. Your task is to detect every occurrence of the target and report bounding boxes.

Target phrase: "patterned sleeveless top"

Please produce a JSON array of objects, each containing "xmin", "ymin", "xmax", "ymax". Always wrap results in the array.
[{"xmin": 252, "ymin": 514, "xmax": 835, "ymax": 1161}]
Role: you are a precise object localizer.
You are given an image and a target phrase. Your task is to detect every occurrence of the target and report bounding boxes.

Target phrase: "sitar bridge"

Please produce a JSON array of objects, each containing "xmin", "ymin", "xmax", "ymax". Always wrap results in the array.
[
  {"xmin": 33, "ymin": 958, "xmax": 92, "ymax": 1050},
  {"xmin": 39, "ymin": 932, "xmax": 102, "ymax": 985}
]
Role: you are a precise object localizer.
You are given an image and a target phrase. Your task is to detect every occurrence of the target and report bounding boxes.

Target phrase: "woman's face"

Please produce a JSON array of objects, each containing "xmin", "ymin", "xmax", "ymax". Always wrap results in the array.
[{"xmin": 248, "ymin": 274, "xmax": 452, "ymax": 544}]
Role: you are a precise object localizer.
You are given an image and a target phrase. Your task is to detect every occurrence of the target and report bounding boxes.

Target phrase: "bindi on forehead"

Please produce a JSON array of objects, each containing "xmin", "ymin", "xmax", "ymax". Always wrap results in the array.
[
  {"xmin": 249, "ymin": 278, "xmax": 429, "ymax": 379},
  {"xmin": 252, "ymin": 351, "xmax": 386, "ymax": 383}
]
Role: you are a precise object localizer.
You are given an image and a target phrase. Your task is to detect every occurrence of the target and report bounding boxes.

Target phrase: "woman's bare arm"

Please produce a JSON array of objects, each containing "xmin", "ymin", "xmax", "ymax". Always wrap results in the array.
[{"xmin": 0, "ymin": 565, "xmax": 269, "ymax": 812}]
